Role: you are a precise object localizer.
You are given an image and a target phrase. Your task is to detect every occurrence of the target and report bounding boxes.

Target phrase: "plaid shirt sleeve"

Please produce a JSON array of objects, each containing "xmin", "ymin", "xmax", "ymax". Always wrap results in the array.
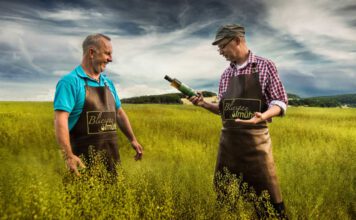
[
  {"xmin": 264, "ymin": 60, "xmax": 288, "ymax": 115},
  {"xmin": 218, "ymin": 67, "xmax": 232, "ymax": 101}
]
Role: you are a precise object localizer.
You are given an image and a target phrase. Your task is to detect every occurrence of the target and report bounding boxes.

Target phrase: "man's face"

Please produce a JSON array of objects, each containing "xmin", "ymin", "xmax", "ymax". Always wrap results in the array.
[
  {"xmin": 92, "ymin": 39, "xmax": 113, "ymax": 74},
  {"xmin": 217, "ymin": 37, "xmax": 239, "ymax": 61}
]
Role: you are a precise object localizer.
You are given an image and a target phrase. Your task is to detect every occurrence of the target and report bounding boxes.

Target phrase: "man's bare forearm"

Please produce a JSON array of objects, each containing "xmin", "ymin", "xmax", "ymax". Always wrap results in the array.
[
  {"xmin": 261, "ymin": 105, "xmax": 282, "ymax": 120},
  {"xmin": 116, "ymin": 108, "xmax": 137, "ymax": 142},
  {"xmin": 201, "ymin": 101, "xmax": 220, "ymax": 115},
  {"xmin": 54, "ymin": 111, "xmax": 74, "ymax": 158}
]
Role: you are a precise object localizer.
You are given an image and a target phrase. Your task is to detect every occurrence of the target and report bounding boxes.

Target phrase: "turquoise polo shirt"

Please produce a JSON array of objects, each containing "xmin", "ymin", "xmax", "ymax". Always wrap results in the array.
[{"xmin": 54, "ymin": 65, "xmax": 121, "ymax": 131}]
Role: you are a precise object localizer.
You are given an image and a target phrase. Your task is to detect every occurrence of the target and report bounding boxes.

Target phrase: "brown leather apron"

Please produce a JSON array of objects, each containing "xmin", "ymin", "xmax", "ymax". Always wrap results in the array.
[
  {"xmin": 216, "ymin": 63, "xmax": 282, "ymax": 203},
  {"xmin": 70, "ymin": 79, "xmax": 120, "ymax": 172}
]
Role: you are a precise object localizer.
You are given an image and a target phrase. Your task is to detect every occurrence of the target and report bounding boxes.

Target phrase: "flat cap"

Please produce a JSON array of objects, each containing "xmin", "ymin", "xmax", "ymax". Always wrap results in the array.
[{"xmin": 212, "ymin": 24, "xmax": 245, "ymax": 45}]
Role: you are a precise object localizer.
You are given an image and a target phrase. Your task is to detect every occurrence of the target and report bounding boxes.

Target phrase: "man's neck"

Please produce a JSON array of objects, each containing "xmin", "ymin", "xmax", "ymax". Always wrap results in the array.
[
  {"xmin": 81, "ymin": 62, "xmax": 100, "ymax": 81},
  {"xmin": 235, "ymin": 49, "xmax": 249, "ymax": 65}
]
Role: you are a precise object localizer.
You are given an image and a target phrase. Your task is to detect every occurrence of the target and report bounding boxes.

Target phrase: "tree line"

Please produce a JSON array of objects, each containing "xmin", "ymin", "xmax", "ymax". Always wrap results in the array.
[
  {"xmin": 287, "ymin": 93, "xmax": 356, "ymax": 107},
  {"xmin": 121, "ymin": 92, "xmax": 356, "ymax": 107},
  {"xmin": 121, "ymin": 91, "xmax": 217, "ymax": 104}
]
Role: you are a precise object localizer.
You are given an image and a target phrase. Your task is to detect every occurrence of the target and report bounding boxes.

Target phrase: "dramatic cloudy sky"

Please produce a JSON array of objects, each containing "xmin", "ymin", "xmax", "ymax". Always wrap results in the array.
[{"xmin": 0, "ymin": 0, "xmax": 355, "ymax": 100}]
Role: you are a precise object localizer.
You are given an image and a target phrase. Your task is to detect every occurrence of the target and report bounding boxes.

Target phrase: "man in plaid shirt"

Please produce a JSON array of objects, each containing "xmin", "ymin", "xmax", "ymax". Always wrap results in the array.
[{"xmin": 190, "ymin": 24, "xmax": 288, "ymax": 219}]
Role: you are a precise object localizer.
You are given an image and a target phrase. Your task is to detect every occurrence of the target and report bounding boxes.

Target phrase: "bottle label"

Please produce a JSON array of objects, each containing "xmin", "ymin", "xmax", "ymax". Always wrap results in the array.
[{"xmin": 179, "ymin": 83, "xmax": 196, "ymax": 97}]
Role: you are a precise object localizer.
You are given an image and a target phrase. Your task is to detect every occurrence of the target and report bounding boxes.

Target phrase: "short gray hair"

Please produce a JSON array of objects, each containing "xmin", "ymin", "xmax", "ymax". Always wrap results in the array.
[{"xmin": 82, "ymin": 33, "xmax": 111, "ymax": 54}]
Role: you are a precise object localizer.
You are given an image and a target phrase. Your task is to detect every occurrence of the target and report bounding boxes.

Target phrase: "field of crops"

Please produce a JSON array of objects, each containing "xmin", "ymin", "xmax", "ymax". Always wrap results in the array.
[{"xmin": 0, "ymin": 102, "xmax": 355, "ymax": 219}]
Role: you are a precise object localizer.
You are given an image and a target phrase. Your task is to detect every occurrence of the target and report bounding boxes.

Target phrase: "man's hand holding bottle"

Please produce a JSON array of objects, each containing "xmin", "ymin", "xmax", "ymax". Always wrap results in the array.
[{"xmin": 189, "ymin": 92, "xmax": 205, "ymax": 107}]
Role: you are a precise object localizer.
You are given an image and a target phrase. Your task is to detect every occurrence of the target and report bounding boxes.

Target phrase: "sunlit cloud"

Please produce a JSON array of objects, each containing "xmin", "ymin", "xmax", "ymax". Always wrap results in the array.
[{"xmin": 40, "ymin": 9, "xmax": 103, "ymax": 21}]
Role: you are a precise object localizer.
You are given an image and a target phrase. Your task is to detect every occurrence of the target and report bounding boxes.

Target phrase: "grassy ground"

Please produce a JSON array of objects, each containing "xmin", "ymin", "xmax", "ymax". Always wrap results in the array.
[{"xmin": 0, "ymin": 102, "xmax": 355, "ymax": 219}]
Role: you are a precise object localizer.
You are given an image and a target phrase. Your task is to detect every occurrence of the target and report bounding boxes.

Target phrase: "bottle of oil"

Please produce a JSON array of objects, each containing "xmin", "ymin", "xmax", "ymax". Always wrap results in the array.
[{"xmin": 164, "ymin": 75, "xmax": 197, "ymax": 98}]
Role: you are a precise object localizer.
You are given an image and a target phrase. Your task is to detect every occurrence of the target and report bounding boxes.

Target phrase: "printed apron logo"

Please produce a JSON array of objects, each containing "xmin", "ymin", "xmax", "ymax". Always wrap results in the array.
[
  {"xmin": 222, "ymin": 98, "xmax": 261, "ymax": 120},
  {"xmin": 86, "ymin": 111, "xmax": 117, "ymax": 134}
]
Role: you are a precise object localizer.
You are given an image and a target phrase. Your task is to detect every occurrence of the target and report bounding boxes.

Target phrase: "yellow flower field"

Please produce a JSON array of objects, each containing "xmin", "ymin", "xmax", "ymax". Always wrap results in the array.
[{"xmin": 0, "ymin": 102, "xmax": 355, "ymax": 219}]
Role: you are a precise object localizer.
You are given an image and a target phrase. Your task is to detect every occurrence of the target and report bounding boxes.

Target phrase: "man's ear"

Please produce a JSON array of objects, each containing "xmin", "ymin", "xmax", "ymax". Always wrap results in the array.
[
  {"xmin": 234, "ymin": 37, "xmax": 240, "ymax": 45},
  {"xmin": 89, "ymin": 47, "xmax": 96, "ymax": 58}
]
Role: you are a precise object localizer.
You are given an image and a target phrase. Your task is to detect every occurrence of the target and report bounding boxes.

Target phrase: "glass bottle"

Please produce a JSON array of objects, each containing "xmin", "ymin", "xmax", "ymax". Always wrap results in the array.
[{"xmin": 164, "ymin": 75, "xmax": 197, "ymax": 98}]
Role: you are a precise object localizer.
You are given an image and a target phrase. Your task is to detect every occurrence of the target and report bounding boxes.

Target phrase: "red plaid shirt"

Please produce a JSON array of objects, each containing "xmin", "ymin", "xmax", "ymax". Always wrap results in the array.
[{"xmin": 218, "ymin": 51, "xmax": 288, "ymax": 113}]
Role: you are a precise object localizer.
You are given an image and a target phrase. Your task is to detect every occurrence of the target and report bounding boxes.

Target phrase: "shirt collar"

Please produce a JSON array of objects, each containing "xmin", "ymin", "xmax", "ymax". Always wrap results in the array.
[
  {"xmin": 229, "ymin": 50, "xmax": 257, "ymax": 69},
  {"xmin": 75, "ymin": 65, "xmax": 106, "ymax": 82}
]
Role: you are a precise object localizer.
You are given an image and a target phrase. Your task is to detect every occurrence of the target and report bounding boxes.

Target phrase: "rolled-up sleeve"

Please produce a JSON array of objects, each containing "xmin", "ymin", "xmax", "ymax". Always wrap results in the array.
[{"xmin": 265, "ymin": 61, "xmax": 288, "ymax": 116}]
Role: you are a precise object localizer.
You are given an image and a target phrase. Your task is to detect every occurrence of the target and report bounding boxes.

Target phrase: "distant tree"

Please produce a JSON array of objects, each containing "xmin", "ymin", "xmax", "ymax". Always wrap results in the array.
[
  {"xmin": 287, "ymin": 93, "xmax": 301, "ymax": 100},
  {"xmin": 202, "ymin": 91, "xmax": 217, "ymax": 97}
]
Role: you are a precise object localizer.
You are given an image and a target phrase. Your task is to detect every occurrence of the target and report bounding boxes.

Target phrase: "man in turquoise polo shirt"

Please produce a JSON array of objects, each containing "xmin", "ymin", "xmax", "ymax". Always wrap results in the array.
[{"xmin": 54, "ymin": 33, "xmax": 143, "ymax": 175}]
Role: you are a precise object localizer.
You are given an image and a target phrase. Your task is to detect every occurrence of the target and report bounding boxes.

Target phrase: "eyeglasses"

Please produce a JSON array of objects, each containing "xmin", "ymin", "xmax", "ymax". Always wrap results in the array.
[{"xmin": 217, "ymin": 37, "xmax": 235, "ymax": 52}]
